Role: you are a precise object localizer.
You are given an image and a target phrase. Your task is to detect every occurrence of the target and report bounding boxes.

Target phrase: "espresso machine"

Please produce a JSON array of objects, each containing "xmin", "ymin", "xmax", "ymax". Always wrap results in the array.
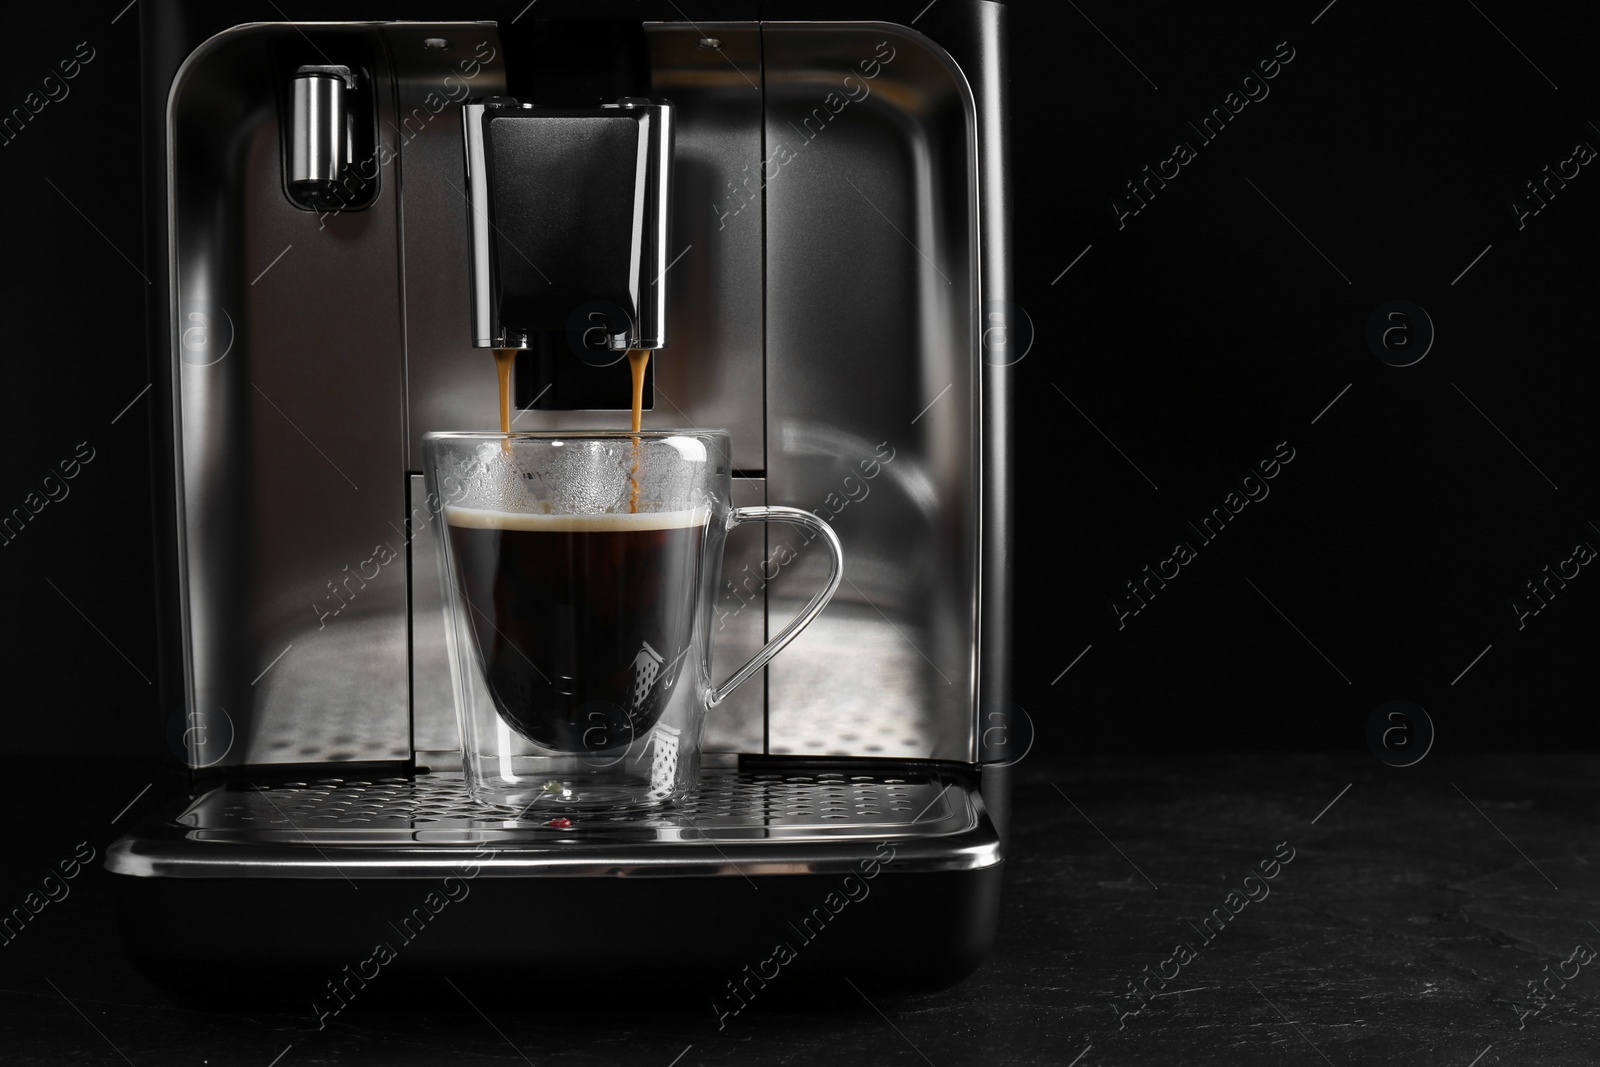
[{"xmin": 112, "ymin": 0, "xmax": 1013, "ymax": 999}]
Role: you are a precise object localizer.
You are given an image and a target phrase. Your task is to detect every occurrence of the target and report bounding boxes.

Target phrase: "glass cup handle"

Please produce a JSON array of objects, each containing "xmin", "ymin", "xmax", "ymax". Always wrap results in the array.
[{"xmin": 709, "ymin": 506, "xmax": 844, "ymax": 708}]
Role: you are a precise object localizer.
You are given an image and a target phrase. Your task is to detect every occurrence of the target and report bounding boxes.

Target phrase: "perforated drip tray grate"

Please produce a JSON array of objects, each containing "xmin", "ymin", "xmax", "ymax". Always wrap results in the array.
[
  {"xmin": 199, "ymin": 771, "xmax": 939, "ymax": 832},
  {"xmin": 108, "ymin": 767, "xmax": 1001, "ymax": 879}
]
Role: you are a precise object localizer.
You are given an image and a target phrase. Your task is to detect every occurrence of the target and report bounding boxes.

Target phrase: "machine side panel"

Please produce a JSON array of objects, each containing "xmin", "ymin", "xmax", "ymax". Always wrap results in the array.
[
  {"xmin": 170, "ymin": 25, "xmax": 415, "ymax": 765},
  {"xmin": 763, "ymin": 25, "xmax": 979, "ymax": 761}
]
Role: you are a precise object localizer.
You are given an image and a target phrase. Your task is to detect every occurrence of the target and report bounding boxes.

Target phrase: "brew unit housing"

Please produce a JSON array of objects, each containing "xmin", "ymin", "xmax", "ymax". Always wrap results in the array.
[{"xmin": 113, "ymin": 0, "xmax": 1013, "ymax": 992}]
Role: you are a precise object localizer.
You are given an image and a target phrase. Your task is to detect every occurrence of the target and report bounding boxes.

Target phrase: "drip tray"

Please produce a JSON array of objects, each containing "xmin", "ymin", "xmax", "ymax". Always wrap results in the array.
[{"xmin": 107, "ymin": 766, "xmax": 1001, "ymax": 879}]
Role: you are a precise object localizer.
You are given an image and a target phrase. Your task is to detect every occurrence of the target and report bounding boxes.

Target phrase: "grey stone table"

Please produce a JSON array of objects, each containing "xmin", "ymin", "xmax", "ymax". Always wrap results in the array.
[{"xmin": 3, "ymin": 752, "xmax": 1594, "ymax": 1065}]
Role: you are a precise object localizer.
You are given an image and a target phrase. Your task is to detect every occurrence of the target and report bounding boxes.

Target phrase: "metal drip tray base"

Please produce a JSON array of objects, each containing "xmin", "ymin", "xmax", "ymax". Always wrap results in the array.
[
  {"xmin": 108, "ymin": 765, "xmax": 1000, "ymax": 879},
  {"xmin": 107, "ymin": 764, "xmax": 1004, "ymax": 997}
]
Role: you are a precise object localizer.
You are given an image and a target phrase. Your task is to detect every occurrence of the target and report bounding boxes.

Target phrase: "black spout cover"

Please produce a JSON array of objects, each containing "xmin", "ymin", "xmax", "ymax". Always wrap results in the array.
[{"xmin": 465, "ymin": 99, "xmax": 672, "ymax": 351}]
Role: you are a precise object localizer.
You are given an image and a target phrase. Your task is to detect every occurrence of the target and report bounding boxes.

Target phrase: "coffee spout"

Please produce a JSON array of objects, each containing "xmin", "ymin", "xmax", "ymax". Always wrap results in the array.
[{"xmin": 462, "ymin": 96, "xmax": 673, "ymax": 356}]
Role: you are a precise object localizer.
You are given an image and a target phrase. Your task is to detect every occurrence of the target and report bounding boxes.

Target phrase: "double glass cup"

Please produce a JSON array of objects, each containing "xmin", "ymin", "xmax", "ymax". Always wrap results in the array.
[{"xmin": 423, "ymin": 431, "xmax": 842, "ymax": 812}]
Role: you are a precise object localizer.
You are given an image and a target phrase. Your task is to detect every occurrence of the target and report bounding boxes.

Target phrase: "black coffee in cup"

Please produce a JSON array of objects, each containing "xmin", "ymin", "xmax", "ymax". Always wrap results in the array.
[{"xmin": 445, "ymin": 506, "xmax": 707, "ymax": 751}]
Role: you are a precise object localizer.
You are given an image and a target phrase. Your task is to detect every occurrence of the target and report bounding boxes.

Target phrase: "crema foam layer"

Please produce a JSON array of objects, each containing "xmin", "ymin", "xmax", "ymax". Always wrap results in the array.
[{"xmin": 444, "ymin": 505, "xmax": 710, "ymax": 532}]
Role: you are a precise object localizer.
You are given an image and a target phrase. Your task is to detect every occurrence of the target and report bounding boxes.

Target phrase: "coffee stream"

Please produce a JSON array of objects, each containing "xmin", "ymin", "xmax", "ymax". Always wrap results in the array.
[
  {"xmin": 490, "ymin": 347, "xmax": 651, "ymax": 511},
  {"xmin": 493, "ymin": 348, "xmax": 516, "ymax": 450},
  {"xmin": 628, "ymin": 349, "xmax": 650, "ymax": 513}
]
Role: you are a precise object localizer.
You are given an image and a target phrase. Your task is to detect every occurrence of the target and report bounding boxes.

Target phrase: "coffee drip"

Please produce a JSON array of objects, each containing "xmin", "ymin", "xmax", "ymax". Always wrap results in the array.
[{"xmin": 627, "ymin": 349, "xmax": 649, "ymax": 513}]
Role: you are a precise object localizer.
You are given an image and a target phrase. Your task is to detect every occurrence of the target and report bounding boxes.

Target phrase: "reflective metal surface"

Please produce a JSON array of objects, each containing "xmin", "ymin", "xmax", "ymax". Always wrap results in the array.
[
  {"xmin": 762, "ymin": 25, "xmax": 982, "ymax": 761},
  {"xmin": 387, "ymin": 27, "xmax": 509, "ymax": 470},
  {"xmin": 286, "ymin": 66, "xmax": 351, "ymax": 203},
  {"xmin": 106, "ymin": 768, "xmax": 1001, "ymax": 878},
  {"xmin": 968, "ymin": 3, "xmax": 1017, "ymax": 834},
  {"xmin": 167, "ymin": 25, "xmax": 509, "ymax": 767}
]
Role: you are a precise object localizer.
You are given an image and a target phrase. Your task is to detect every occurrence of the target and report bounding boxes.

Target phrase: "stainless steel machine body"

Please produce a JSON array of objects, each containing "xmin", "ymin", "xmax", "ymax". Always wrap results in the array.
[{"xmin": 114, "ymin": 0, "xmax": 1013, "ymax": 995}]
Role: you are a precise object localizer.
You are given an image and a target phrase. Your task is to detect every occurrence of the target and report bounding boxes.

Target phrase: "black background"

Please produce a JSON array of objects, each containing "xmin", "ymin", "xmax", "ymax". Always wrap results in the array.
[{"xmin": 0, "ymin": 0, "xmax": 1596, "ymax": 761}]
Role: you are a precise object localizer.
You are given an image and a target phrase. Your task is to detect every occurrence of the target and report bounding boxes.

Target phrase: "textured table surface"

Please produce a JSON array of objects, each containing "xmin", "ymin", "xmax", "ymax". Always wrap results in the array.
[{"xmin": 3, "ymin": 752, "xmax": 1596, "ymax": 1065}]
